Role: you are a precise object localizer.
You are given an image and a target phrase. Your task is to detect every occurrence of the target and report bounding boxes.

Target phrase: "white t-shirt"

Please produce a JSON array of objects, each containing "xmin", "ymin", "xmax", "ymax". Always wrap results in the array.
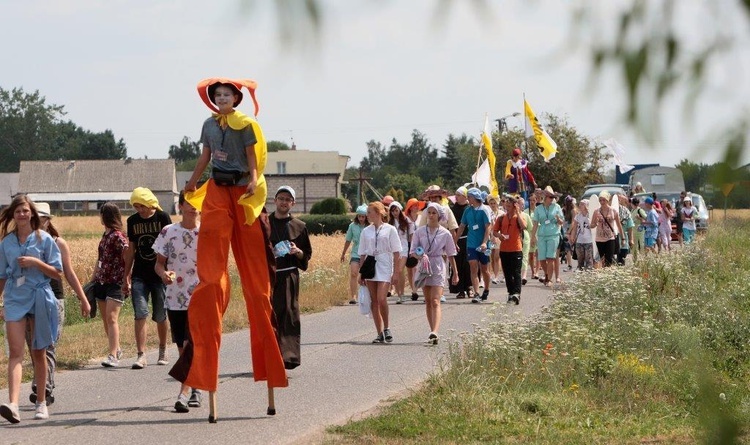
[
  {"xmin": 152, "ymin": 222, "xmax": 200, "ymax": 311},
  {"xmin": 573, "ymin": 212, "xmax": 593, "ymax": 244},
  {"xmin": 681, "ymin": 206, "xmax": 697, "ymax": 231},
  {"xmin": 357, "ymin": 223, "xmax": 402, "ymax": 282}
]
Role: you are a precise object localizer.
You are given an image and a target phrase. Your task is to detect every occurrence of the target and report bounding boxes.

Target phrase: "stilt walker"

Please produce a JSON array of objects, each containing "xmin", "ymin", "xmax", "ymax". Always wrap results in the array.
[{"xmin": 169, "ymin": 77, "xmax": 288, "ymax": 423}]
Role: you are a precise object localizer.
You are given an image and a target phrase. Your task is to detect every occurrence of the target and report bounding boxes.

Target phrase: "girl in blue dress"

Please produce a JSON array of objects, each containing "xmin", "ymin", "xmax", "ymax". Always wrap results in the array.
[{"xmin": 0, "ymin": 196, "xmax": 63, "ymax": 423}]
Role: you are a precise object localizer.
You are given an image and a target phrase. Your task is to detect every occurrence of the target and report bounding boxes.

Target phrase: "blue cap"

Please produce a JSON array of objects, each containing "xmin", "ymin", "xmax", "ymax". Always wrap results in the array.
[
  {"xmin": 644, "ymin": 197, "xmax": 654, "ymax": 205},
  {"xmin": 467, "ymin": 187, "xmax": 483, "ymax": 201},
  {"xmin": 355, "ymin": 204, "xmax": 368, "ymax": 215}
]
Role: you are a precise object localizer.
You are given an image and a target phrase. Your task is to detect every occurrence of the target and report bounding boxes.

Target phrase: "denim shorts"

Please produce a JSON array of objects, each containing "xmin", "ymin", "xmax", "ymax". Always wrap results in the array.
[
  {"xmin": 466, "ymin": 248, "xmax": 490, "ymax": 265},
  {"xmin": 94, "ymin": 282, "xmax": 124, "ymax": 303},
  {"xmin": 645, "ymin": 237, "xmax": 657, "ymax": 248},
  {"xmin": 131, "ymin": 277, "xmax": 167, "ymax": 322},
  {"xmin": 349, "ymin": 257, "xmax": 361, "ymax": 264}
]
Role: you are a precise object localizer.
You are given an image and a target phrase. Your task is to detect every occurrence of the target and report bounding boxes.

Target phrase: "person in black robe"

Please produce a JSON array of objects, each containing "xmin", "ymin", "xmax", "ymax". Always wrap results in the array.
[
  {"xmin": 268, "ymin": 186, "xmax": 312, "ymax": 370},
  {"xmin": 450, "ymin": 186, "xmax": 473, "ymax": 298}
]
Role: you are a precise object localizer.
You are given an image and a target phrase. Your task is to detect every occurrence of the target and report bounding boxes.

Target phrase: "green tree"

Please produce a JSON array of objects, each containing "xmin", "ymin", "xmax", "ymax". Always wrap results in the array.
[
  {"xmin": 267, "ymin": 140, "xmax": 291, "ymax": 152},
  {"xmin": 0, "ymin": 87, "xmax": 64, "ymax": 171},
  {"xmin": 384, "ymin": 173, "xmax": 425, "ymax": 201},
  {"xmin": 168, "ymin": 136, "xmax": 201, "ymax": 164},
  {"xmin": 509, "ymin": 114, "xmax": 608, "ymax": 198}
]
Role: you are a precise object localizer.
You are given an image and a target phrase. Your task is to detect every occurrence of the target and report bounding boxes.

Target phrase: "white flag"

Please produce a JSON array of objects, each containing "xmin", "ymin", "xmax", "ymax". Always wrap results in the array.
[
  {"xmin": 603, "ymin": 138, "xmax": 634, "ymax": 174},
  {"xmin": 472, "ymin": 159, "xmax": 492, "ymax": 190}
]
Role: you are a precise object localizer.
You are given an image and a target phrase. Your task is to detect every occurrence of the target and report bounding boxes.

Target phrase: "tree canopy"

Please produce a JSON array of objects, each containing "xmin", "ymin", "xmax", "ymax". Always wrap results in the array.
[{"xmin": 0, "ymin": 87, "xmax": 127, "ymax": 172}]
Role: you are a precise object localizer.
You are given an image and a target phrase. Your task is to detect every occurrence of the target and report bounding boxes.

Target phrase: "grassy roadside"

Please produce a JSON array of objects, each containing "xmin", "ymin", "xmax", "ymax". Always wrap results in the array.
[
  {"xmin": 0, "ymin": 223, "xmax": 350, "ymax": 389},
  {"xmin": 325, "ymin": 218, "xmax": 750, "ymax": 444}
]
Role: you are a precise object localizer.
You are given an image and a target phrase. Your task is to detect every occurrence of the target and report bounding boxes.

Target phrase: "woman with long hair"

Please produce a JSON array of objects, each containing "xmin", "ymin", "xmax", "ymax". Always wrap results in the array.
[
  {"xmin": 95, "ymin": 202, "xmax": 129, "ymax": 368},
  {"xmin": 26, "ymin": 203, "xmax": 90, "ymax": 406},
  {"xmin": 561, "ymin": 196, "xmax": 577, "ymax": 273},
  {"xmin": 590, "ymin": 191, "xmax": 625, "ymax": 267},
  {"xmin": 358, "ymin": 202, "xmax": 401, "ymax": 343},
  {"xmin": 657, "ymin": 199, "xmax": 674, "ymax": 253},
  {"xmin": 0, "ymin": 195, "xmax": 63, "ymax": 423},
  {"xmin": 340, "ymin": 205, "xmax": 368, "ymax": 305},
  {"xmin": 388, "ymin": 202, "xmax": 414, "ymax": 304}
]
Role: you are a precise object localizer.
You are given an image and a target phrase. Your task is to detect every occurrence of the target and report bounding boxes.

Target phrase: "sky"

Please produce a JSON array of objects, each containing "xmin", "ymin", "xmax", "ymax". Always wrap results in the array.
[{"xmin": 3, "ymin": 0, "xmax": 749, "ymax": 171}]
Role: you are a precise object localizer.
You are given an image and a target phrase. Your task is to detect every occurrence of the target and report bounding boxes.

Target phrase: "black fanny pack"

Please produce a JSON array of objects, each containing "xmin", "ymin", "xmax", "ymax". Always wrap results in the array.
[{"xmin": 212, "ymin": 168, "xmax": 247, "ymax": 186}]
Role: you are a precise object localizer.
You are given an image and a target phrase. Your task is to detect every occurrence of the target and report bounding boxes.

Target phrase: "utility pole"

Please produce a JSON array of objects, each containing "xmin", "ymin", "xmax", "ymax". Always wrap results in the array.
[{"xmin": 349, "ymin": 167, "xmax": 372, "ymax": 207}]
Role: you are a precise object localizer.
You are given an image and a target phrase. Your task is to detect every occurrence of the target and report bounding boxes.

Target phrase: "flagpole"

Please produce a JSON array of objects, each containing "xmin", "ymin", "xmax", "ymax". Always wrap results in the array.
[{"xmin": 522, "ymin": 93, "xmax": 528, "ymax": 155}]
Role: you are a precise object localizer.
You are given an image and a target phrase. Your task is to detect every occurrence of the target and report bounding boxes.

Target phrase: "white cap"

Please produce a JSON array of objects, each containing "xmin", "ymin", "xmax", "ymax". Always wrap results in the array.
[{"xmin": 275, "ymin": 186, "xmax": 296, "ymax": 201}]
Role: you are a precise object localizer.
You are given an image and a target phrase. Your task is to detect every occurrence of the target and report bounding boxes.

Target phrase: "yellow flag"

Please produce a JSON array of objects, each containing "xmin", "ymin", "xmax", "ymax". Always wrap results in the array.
[
  {"xmin": 524, "ymin": 100, "xmax": 557, "ymax": 162},
  {"xmin": 481, "ymin": 114, "xmax": 499, "ymax": 196}
]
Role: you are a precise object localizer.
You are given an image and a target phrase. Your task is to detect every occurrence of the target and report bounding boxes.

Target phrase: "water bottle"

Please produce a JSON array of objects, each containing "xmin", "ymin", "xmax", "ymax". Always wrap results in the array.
[
  {"xmin": 484, "ymin": 241, "xmax": 493, "ymax": 256},
  {"xmin": 415, "ymin": 246, "xmax": 424, "ymax": 257}
]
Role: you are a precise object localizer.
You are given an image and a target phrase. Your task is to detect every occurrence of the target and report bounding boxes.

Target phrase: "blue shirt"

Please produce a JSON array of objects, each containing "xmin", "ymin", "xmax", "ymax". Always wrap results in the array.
[
  {"xmin": 644, "ymin": 209, "xmax": 659, "ymax": 239},
  {"xmin": 533, "ymin": 203, "xmax": 564, "ymax": 238},
  {"xmin": 461, "ymin": 205, "xmax": 490, "ymax": 249},
  {"xmin": 345, "ymin": 222, "xmax": 365, "ymax": 259},
  {"xmin": 0, "ymin": 231, "xmax": 62, "ymax": 349}
]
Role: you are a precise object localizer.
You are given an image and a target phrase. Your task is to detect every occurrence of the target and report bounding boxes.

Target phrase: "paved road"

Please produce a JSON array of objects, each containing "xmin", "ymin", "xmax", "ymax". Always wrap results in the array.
[{"xmin": 1, "ymin": 280, "xmax": 555, "ymax": 444}]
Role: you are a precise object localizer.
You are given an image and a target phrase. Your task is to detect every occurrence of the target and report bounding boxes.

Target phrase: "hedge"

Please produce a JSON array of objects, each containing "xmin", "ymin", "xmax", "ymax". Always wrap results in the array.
[
  {"xmin": 296, "ymin": 214, "xmax": 354, "ymax": 235},
  {"xmin": 309, "ymin": 198, "xmax": 348, "ymax": 215}
]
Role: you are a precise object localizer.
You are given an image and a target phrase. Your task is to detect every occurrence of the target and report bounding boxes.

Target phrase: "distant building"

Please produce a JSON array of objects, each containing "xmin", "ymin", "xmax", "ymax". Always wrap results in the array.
[
  {"xmin": 0, "ymin": 173, "xmax": 20, "ymax": 208},
  {"xmin": 18, "ymin": 159, "xmax": 177, "ymax": 214},
  {"xmin": 173, "ymin": 150, "xmax": 350, "ymax": 213}
]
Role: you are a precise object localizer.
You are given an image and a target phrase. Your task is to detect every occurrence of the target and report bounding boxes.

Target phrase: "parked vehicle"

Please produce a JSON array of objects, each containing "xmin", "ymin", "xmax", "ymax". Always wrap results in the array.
[
  {"xmin": 580, "ymin": 184, "xmax": 627, "ymax": 201},
  {"xmin": 629, "ymin": 166, "xmax": 685, "ymax": 195},
  {"xmin": 634, "ymin": 192, "xmax": 710, "ymax": 240}
]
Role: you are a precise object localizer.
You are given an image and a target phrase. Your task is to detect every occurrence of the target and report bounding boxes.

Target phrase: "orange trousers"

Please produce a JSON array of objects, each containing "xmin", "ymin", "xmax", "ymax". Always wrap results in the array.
[{"xmin": 171, "ymin": 180, "xmax": 288, "ymax": 391}]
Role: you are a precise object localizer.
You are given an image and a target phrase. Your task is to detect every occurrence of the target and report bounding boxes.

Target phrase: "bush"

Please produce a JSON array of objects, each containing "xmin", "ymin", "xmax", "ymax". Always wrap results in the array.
[
  {"xmin": 309, "ymin": 198, "xmax": 348, "ymax": 215},
  {"xmin": 297, "ymin": 214, "xmax": 353, "ymax": 235}
]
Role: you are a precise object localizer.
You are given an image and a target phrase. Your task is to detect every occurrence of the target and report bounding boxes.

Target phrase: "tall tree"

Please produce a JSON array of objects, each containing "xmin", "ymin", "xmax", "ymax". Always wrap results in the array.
[
  {"xmin": 267, "ymin": 140, "xmax": 291, "ymax": 152},
  {"xmin": 0, "ymin": 87, "xmax": 64, "ymax": 171},
  {"xmin": 168, "ymin": 136, "xmax": 202, "ymax": 164}
]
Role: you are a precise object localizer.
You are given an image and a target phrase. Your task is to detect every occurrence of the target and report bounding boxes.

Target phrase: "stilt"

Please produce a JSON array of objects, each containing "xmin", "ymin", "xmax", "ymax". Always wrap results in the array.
[
  {"xmin": 267, "ymin": 387, "xmax": 276, "ymax": 415},
  {"xmin": 208, "ymin": 391, "xmax": 218, "ymax": 423}
]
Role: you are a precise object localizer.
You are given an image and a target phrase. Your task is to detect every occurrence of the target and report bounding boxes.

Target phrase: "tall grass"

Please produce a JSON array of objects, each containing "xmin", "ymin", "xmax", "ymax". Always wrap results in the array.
[
  {"xmin": 328, "ymin": 218, "xmax": 750, "ymax": 444},
  {"xmin": 0, "ymin": 216, "xmax": 349, "ymax": 389}
]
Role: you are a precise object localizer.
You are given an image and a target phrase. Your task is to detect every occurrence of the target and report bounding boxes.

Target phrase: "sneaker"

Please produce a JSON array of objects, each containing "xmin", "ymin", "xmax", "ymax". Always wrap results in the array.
[
  {"xmin": 0, "ymin": 403, "xmax": 20, "ymax": 424},
  {"xmin": 132, "ymin": 353, "xmax": 147, "ymax": 369},
  {"xmin": 567, "ymin": 265, "xmax": 573, "ymax": 272},
  {"xmin": 507, "ymin": 295, "xmax": 514, "ymax": 304},
  {"xmin": 372, "ymin": 333, "xmax": 385, "ymax": 344},
  {"xmin": 396, "ymin": 295, "xmax": 405, "ymax": 304},
  {"xmin": 34, "ymin": 403, "xmax": 49, "ymax": 420},
  {"xmin": 387, "ymin": 292, "xmax": 392, "ymax": 298},
  {"xmin": 513, "ymin": 294, "xmax": 521, "ymax": 305},
  {"xmin": 440, "ymin": 295, "xmax": 447, "ymax": 303},
  {"xmin": 383, "ymin": 328, "xmax": 393, "ymax": 343},
  {"xmin": 491, "ymin": 278, "xmax": 498, "ymax": 285},
  {"xmin": 411, "ymin": 292, "xmax": 419, "ymax": 301},
  {"xmin": 175, "ymin": 394, "xmax": 190, "ymax": 413},
  {"xmin": 479, "ymin": 283, "xmax": 484, "ymax": 288},
  {"xmin": 188, "ymin": 389, "xmax": 202, "ymax": 408},
  {"xmin": 102, "ymin": 354, "xmax": 119, "ymax": 368},
  {"xmin": 157, "ymin": 347, "xmax": 169, "ymax": 365},
  {"xmin": 522, "ymin": 278, "xmax": 528, "ymax": 286},
  {"xmin": 428, "ymin": 333, "xmax": 438, "ymax": 345},
  {"xmin": 348, "ymin": 299, "xmax": 357, "ymax": 305},
  {"xmin": 29, "ymin": 387, "xmax": 54, "ymax": 406},
  {"xmin": 481, "ymin": 290, "xmax": 489, "ymax": 301},
  {"xmin": 116, "ymin": 348, "xmax": 123, "ymax": 360},
  {"xmin": 471, "ymin": 295, "xmax": 481, "ymax": 304},
  {"xmin": 455, "ymin": 291, "xmax": 466, "ymax": 299}
]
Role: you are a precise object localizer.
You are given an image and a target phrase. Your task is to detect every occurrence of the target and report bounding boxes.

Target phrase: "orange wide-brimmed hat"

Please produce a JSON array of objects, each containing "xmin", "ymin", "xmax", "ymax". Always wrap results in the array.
[{"xmin": 197, "ymin": 77, "xmax": 260, "ymax": 116}]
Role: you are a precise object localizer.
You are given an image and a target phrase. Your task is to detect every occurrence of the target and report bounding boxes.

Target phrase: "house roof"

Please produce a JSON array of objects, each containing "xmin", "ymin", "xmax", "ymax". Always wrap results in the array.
[
  {"xmin": 19, "ymin": 159, "xmax": 176, "ymax": 194},
  {"xmin": 0, "ymin": 173, "xmax": 20, "ymax": 206}
]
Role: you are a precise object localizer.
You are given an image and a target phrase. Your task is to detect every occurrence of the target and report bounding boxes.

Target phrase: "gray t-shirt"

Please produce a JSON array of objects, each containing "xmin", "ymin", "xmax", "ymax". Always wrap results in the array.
[{"xmin": 201, "ymin": 115, "xmax": 258, "ymax": 184}]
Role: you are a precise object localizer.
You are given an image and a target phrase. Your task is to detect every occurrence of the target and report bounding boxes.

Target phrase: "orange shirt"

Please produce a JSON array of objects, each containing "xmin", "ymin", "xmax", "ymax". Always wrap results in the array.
[{"xmin": 494, "ymin": 213, "xmax": 523, "ymax": 252}]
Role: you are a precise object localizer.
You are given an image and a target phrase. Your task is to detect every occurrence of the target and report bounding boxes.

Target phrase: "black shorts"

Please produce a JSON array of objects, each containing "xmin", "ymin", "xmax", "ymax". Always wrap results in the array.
[
  {"xmin": 167, "ymin": 310, "xmax": 189, "ymax": 346},
  {"xmin": 94, "ymin": 282, "xmax": 124, "ymax": 303}
]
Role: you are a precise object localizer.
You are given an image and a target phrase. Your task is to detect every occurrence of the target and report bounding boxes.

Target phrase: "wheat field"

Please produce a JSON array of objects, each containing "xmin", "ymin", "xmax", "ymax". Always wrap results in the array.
[{"xmin": 0, "ymin": 215, "xmax": 350, "ymax": 388}]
